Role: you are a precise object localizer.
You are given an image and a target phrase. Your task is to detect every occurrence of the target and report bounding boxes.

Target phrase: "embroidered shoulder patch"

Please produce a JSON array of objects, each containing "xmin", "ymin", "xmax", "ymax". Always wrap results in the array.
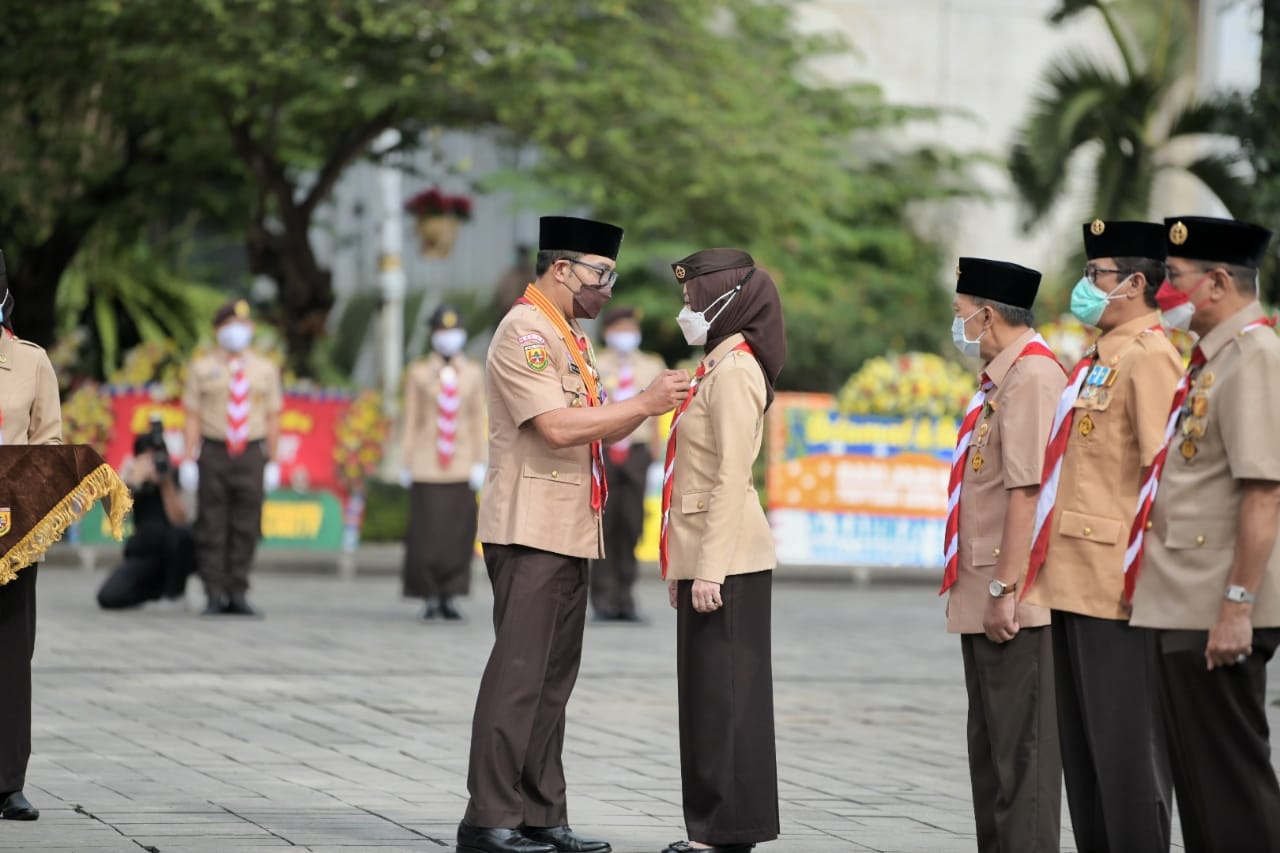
[
  {"xmin": 524, "ymin": 343, "xmax": 548, "ymax": 371},
  {"xmin": 517, "ymin": 333, "xmax": 547, "ymax": 345}
]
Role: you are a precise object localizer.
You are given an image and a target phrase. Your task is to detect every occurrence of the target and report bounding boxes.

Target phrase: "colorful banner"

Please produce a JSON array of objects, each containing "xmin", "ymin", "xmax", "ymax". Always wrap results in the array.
[{"xmin": 767, "ymin": 392, "xmax": 955, "ymax": 568}]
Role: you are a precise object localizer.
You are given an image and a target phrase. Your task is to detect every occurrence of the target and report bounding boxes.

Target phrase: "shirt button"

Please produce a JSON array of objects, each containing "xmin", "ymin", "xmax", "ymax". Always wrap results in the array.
[
  {"xmin": 992, "ymin": 547, "xmax": 1001, "ymax": 558},
  {"xmin": 1145, "ymin": 521, "xmax": 1154, "ymax": 531},
  {"xmin": 1195, "ymin": 535, "xmax": 1205, "ymax": 546},
  {"xmin": 551, "ymin": 470, "xmax": 559, "ymax": 479},
  {"xmin": 697, "ymin": 500, "xmax": 705, "ymax": 510},
  {"xmin": 1083, "ymin": 527, "xmax": 1093, "ymax": 536}
]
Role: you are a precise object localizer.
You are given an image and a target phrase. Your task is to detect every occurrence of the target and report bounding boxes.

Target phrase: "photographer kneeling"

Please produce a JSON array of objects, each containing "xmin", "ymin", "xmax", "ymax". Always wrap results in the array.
[{"xmin": 96, "ymin": 421, "xmax": 196, "ymax": 609}]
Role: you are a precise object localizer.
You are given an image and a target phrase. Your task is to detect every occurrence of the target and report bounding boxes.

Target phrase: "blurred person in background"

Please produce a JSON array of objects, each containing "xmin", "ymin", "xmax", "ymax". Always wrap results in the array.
[
  {"xmin": 180, "ymin": 299, "xmax": 283, "ymax": 617},
  {"xmin": 400, "ymin": 304, "xmax": 487, "ymax": 621},
  {"xmin": 591, "ymin": 305, "xmax": 665, "ymax": 623},
  {"xmin": 0, "ymin": 254, "xmax": 63, "ymax": 822},
  {"xmin": 660, "ymin": 249, "xmax": 785, "ymax": 853},
  {"xmin": 97, "ymin": 420, "xmax": 197, "ymax": 610}
]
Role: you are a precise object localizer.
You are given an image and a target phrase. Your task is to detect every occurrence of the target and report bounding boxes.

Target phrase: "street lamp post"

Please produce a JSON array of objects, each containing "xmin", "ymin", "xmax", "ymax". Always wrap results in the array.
[{"xmin": 374, "ymin": 128, "xmax": 405, "ymax": 419}]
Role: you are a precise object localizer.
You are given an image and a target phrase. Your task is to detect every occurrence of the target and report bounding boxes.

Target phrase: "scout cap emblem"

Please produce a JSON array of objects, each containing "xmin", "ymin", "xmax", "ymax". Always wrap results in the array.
[
  {"xmin": 1090, "ymin": 219, "xmax": 1106, "ymax": 236},
  {"xmin": 234, "ymin": 300, "xmax": 250, "ymax": 319},
  {"xmin": 1169, "ymin": 221, "xmax": 1188, "ymax": 246},
  {"xmin": 674, "ymin": 265, "xmax": 687, "ymax": 280}
]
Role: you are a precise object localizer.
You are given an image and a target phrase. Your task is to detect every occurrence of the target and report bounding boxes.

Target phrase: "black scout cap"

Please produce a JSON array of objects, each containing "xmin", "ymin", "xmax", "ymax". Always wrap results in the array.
[
  {"xmin": 212, "ymin": 299, "xmax": 251, "ymax": 327},
  {"xmin": 1164, "ymin": 216, "xmax": 1273, "ymax": 268},
  {"xmin": 1082, "ymin": 219, "xmax": 1165, "ymax": 261},
  {"xmin": 539, "ymin": 216, "xmax": 624, "ymax": 260},
  {"xmin": 955, "ymin": 258, "xmax": 1041, "ymax": 310},
  {"xmin": 671, "ymin": 248, "xmax": 754, "ymax": 283},
  {"xmin": 428, "ymin": 304, "xmax": 462, "ymax": 330}
]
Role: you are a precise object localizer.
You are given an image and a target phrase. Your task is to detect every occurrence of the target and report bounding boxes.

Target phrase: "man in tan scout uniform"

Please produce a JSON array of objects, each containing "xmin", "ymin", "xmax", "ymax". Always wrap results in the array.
[
  {"xmin": 181, "ymin": 299, "xmax": 283, "ymax": 617},
  {"xmin": 400, "ymin": 304, "xmax": 486, "ymax": 621},
  {"xmin": 590, "ymin": 305, "xmax": 665, "ymax": 623},
  {"xmin": 0, "ymin": 257, "xmax": 62, "ymax": 821},
  {"xmin": 943, "ymin": 257, "xmax": 1064, "ymax": 853},
  {"xmin": 1129, "ymin": 216, "xmax": 1280, "ymax": 852},
  {"xmin": 1021, "ymin": 220, "xmax": 1181, "ymax": 852},
  {"xmin": 459, "ymin": 216, "xmax": 690, "ymax": 853}
]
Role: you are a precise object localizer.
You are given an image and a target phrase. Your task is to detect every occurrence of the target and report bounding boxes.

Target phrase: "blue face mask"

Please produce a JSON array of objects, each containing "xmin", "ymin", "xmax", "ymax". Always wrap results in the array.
[{"xmin": 1069, "ymin": 276, "xmax": 1128, "ymax": 327}]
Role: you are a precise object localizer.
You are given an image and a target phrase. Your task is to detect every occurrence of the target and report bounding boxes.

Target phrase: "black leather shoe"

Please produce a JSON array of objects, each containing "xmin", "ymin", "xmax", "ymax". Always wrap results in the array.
[
  {"xmin": 1, "ymin": 791, "xmax": 39, "ymax": 821},
  {"xmin": 225, "ymin": 596, "xmax": 261, "ymax": 617},
  {"xmin": 440, "ymin": 597, "xmax": 463, "ymax": 621},
  {"xmin": 201, "ymin": 597, "xmax": 228, "ymax": 616},
  {"xmin": 422, "ymin": 600, "xmax": 441, "ymax": 620},
  {"xmin": 457, "ymin": 821, "xmax": 554, "ymax": 853},
  {"xmin": 523, "ymin": 825, "xmax": 611, "ymax": 852},
  {"xmin": 660, "ymin": 842, "xmax": 753, "ymax": 853}
]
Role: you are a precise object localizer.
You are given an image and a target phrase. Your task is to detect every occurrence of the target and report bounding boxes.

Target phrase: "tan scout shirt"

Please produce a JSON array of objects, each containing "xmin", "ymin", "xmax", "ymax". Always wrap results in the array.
[
  {"xmin": 947, "ymin": 328, "xmax": 1065, "ymax": 634},
  {"xmin": 401, "ymin": 353, "xmax": 486, "ymax": 483},
  {"xmin": 596, "ymin": 347, "xmax": 665, "ymax": 451},
  {"xmin": 1131, "ymin": 303, "xmax": 1280, "ymax": 630},
  {"xmin": 182, "ymin": 350, "xmax": 284, "ymax": 442},
  {"xmin": 0, "ymin": 333, "xmax": 62, "ymax": 446},
  {"xmin": 1024, "ymin": 313, "xmax": 1182, "ymax": 619},
  {"xmin": 665, "ymin": 334, "xmax": 775, "ymax": 584},
  {"xmin": 476, "ymin": 301, "xmax": 602, "ymax": 560}
]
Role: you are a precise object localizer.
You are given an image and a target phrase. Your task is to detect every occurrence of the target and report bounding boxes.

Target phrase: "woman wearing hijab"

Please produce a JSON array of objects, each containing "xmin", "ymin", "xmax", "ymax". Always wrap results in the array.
[{"xmin": 659, "ymin": 249, "xmax": 786, "ymax": 853}]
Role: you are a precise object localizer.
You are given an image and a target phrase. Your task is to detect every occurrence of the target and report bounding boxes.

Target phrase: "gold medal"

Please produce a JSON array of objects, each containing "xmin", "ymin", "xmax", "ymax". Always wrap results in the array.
[
  {"xmin": 978, "ymin": 422, "xmax": 990, "ymax": 438},
  {"xmin": 1198, "ymin": 371, "xmax": 1215, "ymax": 389},
  {"xmin": 1181, "ymin": 439, "xmax": 1198, "ymax": 460},
  {"xmin": 971, "ymin": 451, "xmax": 985, "ymax": 472},
  {"xmin": 1078, "ymin": 414, "xmax": 1095, "ymax": 437},
  {"xmin": 1182, "ymin": 418, "xmax": 1205, "ymax": 440},
  {"xmin": 1191, "ymin": 395, "xmax": 1209, "ymax": 417},
  {"xmin": 1095, "ymin": 389, "xmax": 1109, "ymax": 407}
]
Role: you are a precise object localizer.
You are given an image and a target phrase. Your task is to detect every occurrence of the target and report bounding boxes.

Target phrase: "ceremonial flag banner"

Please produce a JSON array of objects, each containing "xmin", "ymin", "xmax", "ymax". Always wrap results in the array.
[{"xmin": 0, "ymin": 445, "xmax": 131, "ymax": 584}]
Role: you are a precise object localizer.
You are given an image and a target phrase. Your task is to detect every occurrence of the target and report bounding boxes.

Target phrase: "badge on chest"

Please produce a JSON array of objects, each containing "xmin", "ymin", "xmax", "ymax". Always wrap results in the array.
[
  {"xmin": 1077, "ymin": 364, "xmax": 1119, "ymax": 410},
  {"xmin": 1179, "ymin": 371, "xmax": 1214, "ymax": 461}
]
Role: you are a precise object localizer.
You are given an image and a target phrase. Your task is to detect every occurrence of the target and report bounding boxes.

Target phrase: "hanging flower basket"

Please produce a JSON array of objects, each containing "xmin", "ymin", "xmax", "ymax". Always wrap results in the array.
[
  {"xmin": 415, "ymin": 214, "xmax": 461, "ymax": 258},
  {"xmin": 405, "ymin": 187, "xmax": 473, "ymax": 259}
]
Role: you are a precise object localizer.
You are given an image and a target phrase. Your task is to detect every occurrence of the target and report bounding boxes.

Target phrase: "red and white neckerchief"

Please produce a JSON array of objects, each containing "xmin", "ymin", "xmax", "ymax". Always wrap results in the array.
[
  {"xmin": 226, "ymin": 357, "xmax": 249, "ymax": 456},
  {"xmin": 659, "ymin": 342, "xmax": 754, "ymax": 579},
  {"xmin": 1123, "ymin": 316, "xmax": 1278, "ymax": 601},
  {"xmin": 940, "ymin": 335, "xmax": 1061, "ymax": 594},
  {"xmin": 607, "ymin": 357, "xmax": 636, "ymax": 465},
  {"xmin": 436, "ymin": 361, "xmax": 460, "ymax": 469}
]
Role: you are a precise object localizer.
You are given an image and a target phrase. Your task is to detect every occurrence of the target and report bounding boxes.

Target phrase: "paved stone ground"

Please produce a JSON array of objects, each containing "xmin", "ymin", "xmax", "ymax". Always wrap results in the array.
[{"xmin": 4, "ymin": 566, "xmax": 1277, "ymax": 852}]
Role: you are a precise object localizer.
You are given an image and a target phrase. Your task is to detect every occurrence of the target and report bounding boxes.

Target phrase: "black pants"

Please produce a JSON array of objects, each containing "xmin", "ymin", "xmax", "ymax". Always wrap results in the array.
[
  {"xmin": 1052, "ymin": 612, "xmax": 1171, "ymax": 853},
  {"xmin": 195, "ymin": 438, "xmax": 265, "ymax": 600},
  {"xmin": 676, "ymin": 571, "xmax": 779, "ymax": 846},
  {"xmin": 590, "ymin": 445, "xmax": 649, "ymax": 617},
  {"xmin": 0, "ymin": 565, "xmax": 36, "ymax": 793},
  {"xmin": 465, "ymin": 544, "xmax": 588, "ymax": 828},
  {"xmin": 962, "ymin": 627, "xmax": 1062, "ymax": 853},
  {"xmin": 97, "ymin": 526, "xmax": 197, "ymax": 609},
  {"xmin": 1155, "ymin": 627, "xmax": 1280, "ymax": 853}
]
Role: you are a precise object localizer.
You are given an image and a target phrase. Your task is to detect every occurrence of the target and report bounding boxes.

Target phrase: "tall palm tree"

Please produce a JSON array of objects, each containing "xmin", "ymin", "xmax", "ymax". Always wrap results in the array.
[{"xmin": 1010, "ymin": 0, "xmax": 1248, "ymax": 231}]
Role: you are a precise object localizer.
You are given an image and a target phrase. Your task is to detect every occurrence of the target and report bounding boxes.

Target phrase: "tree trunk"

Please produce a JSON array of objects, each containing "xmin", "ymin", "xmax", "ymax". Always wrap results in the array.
[
  {"xmin": 6, "ymin": 224, "xmax": 97, "ymax": 347},
  {"xmin": 1263, "ymin": 0, "xmax": 1280, "ymax": 91}
]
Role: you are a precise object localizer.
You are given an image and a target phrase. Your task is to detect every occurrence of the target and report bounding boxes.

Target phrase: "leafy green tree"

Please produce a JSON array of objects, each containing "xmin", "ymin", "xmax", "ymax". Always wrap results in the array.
[{"xmin": 1010, "ymin": 0, "xmax": 1248, "ymax": 231}]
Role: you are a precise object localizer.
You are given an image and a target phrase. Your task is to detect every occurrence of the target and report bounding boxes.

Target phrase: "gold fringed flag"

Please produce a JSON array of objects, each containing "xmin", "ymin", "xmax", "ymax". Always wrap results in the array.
[{"xmin": 0, "ymin": 445, "xmax": 132, "ymax": 585}]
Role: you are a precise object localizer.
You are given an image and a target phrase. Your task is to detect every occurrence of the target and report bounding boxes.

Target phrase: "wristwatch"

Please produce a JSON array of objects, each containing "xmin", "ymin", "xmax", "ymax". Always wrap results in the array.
[
  {"xmin": 988, "ymin": 579, "xmax": 1017, "ymax": 598},
  {"xmin": 1225, "ymin": 585, "xmax": 1257, "ymax": 604}
]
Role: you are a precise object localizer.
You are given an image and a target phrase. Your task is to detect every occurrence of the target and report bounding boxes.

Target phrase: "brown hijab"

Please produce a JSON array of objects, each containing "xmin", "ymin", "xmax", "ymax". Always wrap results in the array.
[{"xmin": 673, "ymin": 248, "xmax": 787, "ymax": 408}]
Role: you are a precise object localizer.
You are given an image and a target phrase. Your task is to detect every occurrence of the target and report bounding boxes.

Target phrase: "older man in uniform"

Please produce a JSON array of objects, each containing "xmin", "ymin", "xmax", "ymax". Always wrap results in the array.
[
  {"xmin": 943, "ymin": 257, "xmax": 1065, "ymax": 853},
  {"xmin": 1128, "ymin": 216, "xmax": 1280, "ymax": 852},
  {"xmin": 0, "ymin": 256, "xmax": 62, "ymax": 821},
  {"xmin": 458, "ymin": 216, "xmax": 690, "ymax": 853},
  {"xmin": 1021, "ymin": 221, "xmax": 1181, "ymax": 852},
  {"xmin": 181, "ymin": 300, "xmax": 283, "ymax": 617},
  {"xmin": 590, "ymin": 305, "xmax": 665, "ymax": 623}
]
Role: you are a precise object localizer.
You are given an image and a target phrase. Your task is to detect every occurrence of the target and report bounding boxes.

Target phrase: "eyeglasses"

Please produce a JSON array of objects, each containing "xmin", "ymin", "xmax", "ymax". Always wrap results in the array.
[
  {"xmin": 1083, "ymin": 265, "xmax": 1124, "ymax": 285},
  {"xmin": 565, "ymin": 259, "xmax": 617, "ymax": 288}
]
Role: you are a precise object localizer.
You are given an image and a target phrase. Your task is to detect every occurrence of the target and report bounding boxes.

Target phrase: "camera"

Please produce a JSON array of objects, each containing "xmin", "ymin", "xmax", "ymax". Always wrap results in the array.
[{"xmin": 147, "ymin": 415, "xmax": 171, "ymax": 475}]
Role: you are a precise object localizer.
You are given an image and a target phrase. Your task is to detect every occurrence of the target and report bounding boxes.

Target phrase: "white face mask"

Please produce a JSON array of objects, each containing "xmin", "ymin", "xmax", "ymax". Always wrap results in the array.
[
  {"xmin": 432, "ymin": 328, "xmax": 468, "ymax": 357},
  {"xmin": 677, "ymin": 287, "xmax": 739, "ymax": 347},
  {"xmin": 216, "ymin": 322, "xmax": 253, "ymax": 353},
  {"xmin": 604, "ymin": 330, "xmax": 641, "ymax": 353},
  {"xmin": 951, "ymin": 309, "xmax": 986, "ymax": 359}
]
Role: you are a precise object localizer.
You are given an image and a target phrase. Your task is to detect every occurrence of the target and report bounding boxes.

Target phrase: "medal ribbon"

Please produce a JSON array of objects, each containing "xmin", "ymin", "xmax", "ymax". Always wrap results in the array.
[
  {"xmin": 1123, "ymin": 316, "xmax": 1277, "ymax": 601},
  {"xmin": 940, "ymin": 336, "xmax": 1061, "ymax": 595},
  {"xmin": 517, "ymin": 285, "xmax": 608, "ymax": 513},
  {"xmin": 659, "ymin": 341, "xmax": 754, "ymax": 580}
]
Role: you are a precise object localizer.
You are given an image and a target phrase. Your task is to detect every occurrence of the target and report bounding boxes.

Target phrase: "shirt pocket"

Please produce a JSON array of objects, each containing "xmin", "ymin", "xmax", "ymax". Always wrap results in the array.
[
  {"xmin": 1163, "ymin": 516, "xmax": 1234, "ymax": 551},
  {"xmin": 681, "ymin": 491, "xmax": 712, "ymax": 514},
  {"xmin": 1057, "ymin": 509, "xmax": 1123, "ymax": 546},
  {"xmin": 970, "ymin": 535, "xmax": 1003, "ymax": 568},
  {"xmin": 562, "ymin": 374, "xmax": 588, "ymax": 408},
  {"xmin": 522, "ymin": 456, "xmax": 583, "ymax": 486}
]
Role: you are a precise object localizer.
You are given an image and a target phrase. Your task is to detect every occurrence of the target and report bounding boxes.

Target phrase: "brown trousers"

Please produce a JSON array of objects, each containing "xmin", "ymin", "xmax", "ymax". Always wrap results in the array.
[
  {"xmin": 676, "ymin": 570, "xmax": 779, "ymax": 846},
  {"xmin": 0, "ymin": 565, "xmax": 36, "ymax": 793},
  {"xmin": 961, "ymin": 627, "xmax": 1062, "ymax": 853},
  {"xmin": 195, "ymin": 438, "xmax": 266, "ymax": 599},
  {"xmin": 1052, "ymin": 612, "xmax": 1171, "ymax": 853},
  {"xmin": 465, "ymin": 544, "xmax": 588, "ymax": 828},
  {"xmin": 1155, "ymin": 627, "xmax": 1280, "ymax": 853},
  {"xmin": 590, "ymin": 444, "xmax": 649, "ymax": 617},
  {"xmin": 402, "ymin": 481, "xmax": 475, "ymax": 599}
]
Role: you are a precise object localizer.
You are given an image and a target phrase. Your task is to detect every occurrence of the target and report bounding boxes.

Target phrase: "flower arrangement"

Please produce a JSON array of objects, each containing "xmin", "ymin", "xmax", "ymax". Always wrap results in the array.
[
  {"xmin": 108, "ymin": 340, "xmax": 188, "ymax": 400},
  {"xmin": 333, "ymin": 390, "xmax": 391, "ymax": 495},
  {"xmin": 838, "ymin": 352, "xmax": 975, "ymax": 418},
  {"xmin": 1037, "ymin": 313, "xmax": 1097, "ymax": 368},
  {"xmin": 404, "ymin": 187, "xmax": 473, "ymax": 221},
  {"xmin": 62, "ymin": 383, "xmax": 114, "ymax": 452}
]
